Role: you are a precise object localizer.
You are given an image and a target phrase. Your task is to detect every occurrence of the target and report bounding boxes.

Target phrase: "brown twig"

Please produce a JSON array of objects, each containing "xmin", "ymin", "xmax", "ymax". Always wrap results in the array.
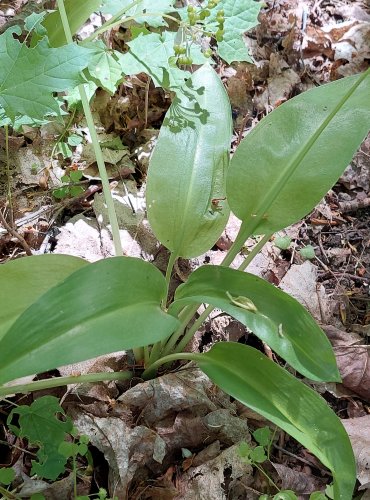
[
  {"xmin": 322, "ymin": 271, "xmax": 369, "ymax": 282},
  {"xmin": 0, "ymin": 209, "xmax": 33, "ymax": 256},
  {"xmin": 338, "ymin": 197, "xmax": 370, "ymax": 213},
  {"xmin": 273, "ymin": 444, "xmax": 331, "ymax": 475}
]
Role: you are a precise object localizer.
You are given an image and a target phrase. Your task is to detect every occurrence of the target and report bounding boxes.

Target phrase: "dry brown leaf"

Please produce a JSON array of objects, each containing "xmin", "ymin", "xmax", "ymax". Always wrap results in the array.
[
  {"xmin": 342, "ymin": 415, "xmax": 370, "ymax": 489},
  {"xmin": 71, "ymin": 409, "xmax": 166, "ymax": 498},
  {"xmin": 271, "ymin": 462, "xmax": 327, "ymax": 494},
  {"xmin": 279, "ymin": 261, "xmax": 331, "ymax": 322},
  {"xmin": 175, "ymin": 445, "xmax": 253, "ymax": 500},
  {"xmin": 324, "ymin": 325, "xmax": 370, "ymax": 401}
]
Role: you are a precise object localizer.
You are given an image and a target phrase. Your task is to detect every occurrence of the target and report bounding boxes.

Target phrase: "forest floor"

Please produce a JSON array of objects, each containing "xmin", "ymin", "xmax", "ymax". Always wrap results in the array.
[{"xmin": 0, "ymin": 0, "xmax": 369, "ymax": 499}]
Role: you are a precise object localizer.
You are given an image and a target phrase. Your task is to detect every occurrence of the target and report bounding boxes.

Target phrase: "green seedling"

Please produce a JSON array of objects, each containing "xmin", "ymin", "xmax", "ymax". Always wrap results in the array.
[
  {"xmin": 274, "ymin": 235, "xmax": 292, "ymax": 250},
  {"xmin": 0, "ymin": 2, "xmax": 369, "ymax": 499},
  {"xmin": 238, "ymin": 428, "xmax": 333, "ymax": 500},
  {"xmin": 53, "ymin": 168, "xmax": 84, "ymax": 199},
  {"xmin": 300, "ymin": 244, "xmax": 316, "ymax": 260}
]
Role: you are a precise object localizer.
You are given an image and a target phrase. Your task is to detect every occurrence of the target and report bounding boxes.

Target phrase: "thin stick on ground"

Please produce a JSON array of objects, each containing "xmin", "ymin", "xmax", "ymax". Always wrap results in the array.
[{"xmin": 0, "ymin": 208, "xmax": 33, "ymax": 256}]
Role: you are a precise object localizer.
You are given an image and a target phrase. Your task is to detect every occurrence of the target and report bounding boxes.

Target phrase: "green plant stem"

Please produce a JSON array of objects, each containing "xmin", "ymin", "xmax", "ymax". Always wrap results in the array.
[
  {"xmin": 173, "ymin": 304, "xmax": 213, "ymax": 354},
  {"xmin": 4, "ymin": 125, "xmax": 13, "ymax": 227},
  {"xmin": 57, "ymin": 0, "xmax": 123, "ymax": 256},
  {"xmin": 133, "ymin": 347, "xmax": 144, "ymax": 363},
  {"xmin": 0, "ymin": 371, "xmax": 133, "ymax": 398},
  {"xmin": 221, "ymin": 218, "xmax": 259, "ymax": 267},
  {"xmin": 254, "ymin": 463, "xmax": 280, "ymax": 491},
  {"xmin": 162, "ymin": 251, "xmax": 177, "ymax": 309},
  {"xmin": 142, "ymin": 352, "xmax": 201, "ymax": 380},
  {"xmin": 73, "ymin": 445, "xmax": 78, "ymax": 499},
  {"xmin": 0, "ymin": 485, "xmax": 16, "ymax": 500},
  {"xmin": 161, "ymin": 304, "xmax": 199, "ymax": 356},
  {"xmin": 147, "ymin": 341, "xmax": 164, "ymax": 367},
  {"xmin": 85, "ymin": 8, "xmax": 180, "ymax": 42},
  {"xmin": 146, "ymin": 252, "xmax": 178, "ymax": 365},
  {"xmin": 144, "ymin": 346, "xmax": 150, "ymax": 366},
  {"xmin": 50, "ymin": 108, "xmax": 76, "ymax": 161},
  {"xmin": 237, "ymin": 233, "xmax": 272, "ymax": 271}
]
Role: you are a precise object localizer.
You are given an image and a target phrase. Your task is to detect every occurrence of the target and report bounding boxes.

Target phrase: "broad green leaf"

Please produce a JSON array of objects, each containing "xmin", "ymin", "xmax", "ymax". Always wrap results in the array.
[
  {"xmin": 196, "ymin": 342, "xmax": 356, "ymax": 499},
  {"xmin": 169, "ymin": 265, "xmax": 339, "ymax": 381},
  {"xmin": 38, "ymin": 0, "xmax": 102, "ymax": 47},
  {"xmin": 209, "ymin": 0, "xmax": 261, "ymax": 64},
  {"xmin": 83, "ymin": 41, "xmax": 124, "ymax": 94},
  {"xmin": 253, "ymin": 427, "xmax": 271, "ymax": 447},
  {"xmin": 0, "ymin": 28, "xmax": 90, "ymax": 121},
  {"xmin": 101, "ymin": 0, "xmax": 176, "ymax": 28},
  {"xmin": 8, "ymin": 396, "xmax": 73, "ymax": 480},
  {"xmin": 146, "ymin": 65, "xmax": 232, "ymax": 258},
  {"xmin": 118, "ymin": 31, "xmax": 208, "ymax": 89},
  {"xmin": 227, "ymin": 70, "xmax": 370, "ymax": 235},
  {"xmin": 0, "ymin": 257, "xmax": 178, "ymax": 385},
  {"xmin": 0, "ymin": 254, "xmax": 87, "ymax": 341},
  {"xmin": 0, "ymin": 468, "xmax": 15, "ymax": 486}
]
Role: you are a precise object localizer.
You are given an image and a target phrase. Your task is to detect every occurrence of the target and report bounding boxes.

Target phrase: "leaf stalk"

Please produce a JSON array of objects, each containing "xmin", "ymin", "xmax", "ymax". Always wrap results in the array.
[{"xmin": 56, "ymin": 0, "xmax": 123, "ymax": 255}]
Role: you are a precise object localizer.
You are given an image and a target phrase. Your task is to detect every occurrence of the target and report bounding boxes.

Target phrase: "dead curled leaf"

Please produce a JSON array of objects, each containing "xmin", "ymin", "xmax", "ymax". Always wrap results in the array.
[
  {"xmin": 323, "ymin": 325, "xmax": 370, "ymax": 401},
  {"xmin": 342, "ymin": 415, "xmax": 370, "ymax": 489}
]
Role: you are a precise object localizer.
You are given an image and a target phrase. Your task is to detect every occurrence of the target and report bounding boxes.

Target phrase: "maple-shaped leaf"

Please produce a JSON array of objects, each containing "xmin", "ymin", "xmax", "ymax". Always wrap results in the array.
[
  {"xmin": 119, "ymin": 31, "xmax": 208, "ymax": 89},
  {"xmin": 83, "ymin": 40, "xmax": 124, "ymax": 94},
  {"xmin": 8, "ymin": 396, "xmax": 73, "ymax": 480},
  {"xmin": 101, "ymin": 0, "xmax": 176, "ymax": 28},
  {"xmin": 209, "ymin": 0, "xmax": 262, "ymax": 64},
  {"xmin": 0, "ymin": 27, "xmax": 91, "ymax": 121}
]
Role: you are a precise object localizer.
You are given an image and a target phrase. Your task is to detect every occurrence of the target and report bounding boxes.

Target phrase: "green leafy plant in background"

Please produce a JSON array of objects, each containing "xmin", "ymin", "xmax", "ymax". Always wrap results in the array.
[
  {"xmin": 7, "ymin": 396, "xmax": 90, "ymax": 481},
  {"xmin": 237, "ymin": 427, "xmax": 333, "ymax": 500},
  {"xmin": 0, "ymin": 1, "xmax": 369, "ymax": 499}
]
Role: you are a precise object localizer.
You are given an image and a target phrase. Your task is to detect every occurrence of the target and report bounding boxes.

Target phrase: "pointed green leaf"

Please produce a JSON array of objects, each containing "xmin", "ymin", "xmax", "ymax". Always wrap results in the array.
[
  {"xmin": 146, "ymin": 65, "xmax": 232, "ymax": 258},
  {"xmin": 0, "ymin": 254, "xmax": 87, "ymax": 341},
  {"xmin": 0, "ymin": 257, "xmax": 179, "ymax": 385},
  {"xmin": 0, "ymin": 28, "xmax": 91, "ymax": 121},
  {"xmin": 169, "ymin": 265, "xmax": 339, "ymax": 381},
  {"xmin": 227, "ymin": 69, "xmax": 370, "ymax": 234},
  {"xmin": 196, "ymin": 342, "xmax": 355, "ymax": 500}
]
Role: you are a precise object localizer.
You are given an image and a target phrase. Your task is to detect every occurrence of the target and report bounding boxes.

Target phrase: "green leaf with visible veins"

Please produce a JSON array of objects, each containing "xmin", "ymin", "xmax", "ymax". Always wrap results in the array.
[
  {"xmin": 0, "ymin": 27, "xmax": 91, "ymax": 121},
  {"xmin": 211, "ymin": 0, "xmax": 262, "ymax": 64},
  {"xmin": 0, "ymin": 254, "xmax": 87, "ymax": 341},
  {"xmin": 83, "ymin": 41, "xmax": 124, "ymax": 94},
  {"xmin": 101, "ymin": 0, "xmax": 176, "ymax": 28},
  {"xmin": 8, "ymin": 396, "xmax": 73, "ymax": 480},
  {"xmin": 119, "ymin": 31, "xmax": 208, "ymax": 89},
  {"xmin": 0, "ymin": 257, "xmax": 179, "ymax": 385},
  {"xmin": 197, "ymin": 342, "xmax": 355, "ymax": 499}
]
